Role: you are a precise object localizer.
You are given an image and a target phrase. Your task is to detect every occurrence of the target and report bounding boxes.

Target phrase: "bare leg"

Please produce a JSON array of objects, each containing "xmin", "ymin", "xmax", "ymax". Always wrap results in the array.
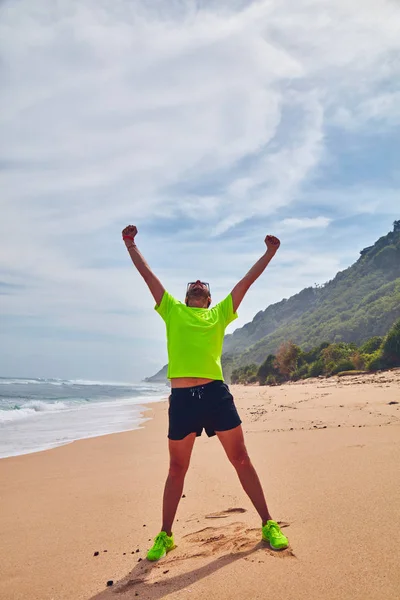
[
  {"xmin": 161, "ymin": 433, "xmax": 196, "ymax": 536},
  {"xmin": 216, "ymin": 425, "xmax": 272, "ymax": 525}
]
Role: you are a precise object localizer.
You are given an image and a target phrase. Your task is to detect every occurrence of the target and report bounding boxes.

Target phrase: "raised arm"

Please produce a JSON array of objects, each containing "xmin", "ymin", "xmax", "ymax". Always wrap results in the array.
[
  {"xmin": 122, "ymin": 225, "xmax": 165, "ymax": 305},
  {"xmin": 231, "ymin": 235, "xmax": 280, "ymax": 313}
]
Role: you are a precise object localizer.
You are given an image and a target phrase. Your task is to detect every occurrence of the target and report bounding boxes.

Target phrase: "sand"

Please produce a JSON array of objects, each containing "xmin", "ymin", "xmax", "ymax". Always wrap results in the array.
[{"xmin": 1, "ymin": 370, "xmax": 399, "ymax": 600}]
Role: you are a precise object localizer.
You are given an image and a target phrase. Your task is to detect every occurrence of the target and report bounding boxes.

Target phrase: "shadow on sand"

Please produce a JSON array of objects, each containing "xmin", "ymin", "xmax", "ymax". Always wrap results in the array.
[{"xmin": 90, "ymin": 522, "xmax": 294, "ymax": 600}]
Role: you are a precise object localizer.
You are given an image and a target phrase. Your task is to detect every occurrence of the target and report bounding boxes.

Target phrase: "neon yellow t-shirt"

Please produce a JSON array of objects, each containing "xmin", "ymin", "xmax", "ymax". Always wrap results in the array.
[{"xmin": 155, "ymin": 291, "xmax": 238, "ymax": 380}]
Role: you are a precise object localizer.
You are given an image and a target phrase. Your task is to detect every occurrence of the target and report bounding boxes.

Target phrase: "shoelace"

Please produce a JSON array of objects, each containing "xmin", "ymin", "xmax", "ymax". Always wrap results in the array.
[
  {"xmin": 268, "ymin": 523, "xmax": 281, "ymax": 537},
  {"xmin": 153, "ymin": 532, "xmax": 167, "ymax": 548}
]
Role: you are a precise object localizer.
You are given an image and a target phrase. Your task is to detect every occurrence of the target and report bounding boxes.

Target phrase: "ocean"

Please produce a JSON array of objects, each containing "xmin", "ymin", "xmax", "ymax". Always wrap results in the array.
[{"xmin": 0, "ymin": 377, "xmax": 168, "ymax": 459}]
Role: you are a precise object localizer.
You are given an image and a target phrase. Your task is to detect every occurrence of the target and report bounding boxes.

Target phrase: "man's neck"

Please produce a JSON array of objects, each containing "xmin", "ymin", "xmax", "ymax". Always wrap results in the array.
[{"xmin": 187, "ymin": 300, "xmax": 208, "ymax": 308}]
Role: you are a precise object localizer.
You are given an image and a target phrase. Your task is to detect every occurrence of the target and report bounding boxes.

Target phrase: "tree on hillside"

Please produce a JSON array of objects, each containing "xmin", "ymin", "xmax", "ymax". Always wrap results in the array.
[
  {"xmin": 301, "ymin": 342, "xmax": 330, "ymax": 365},
  {"xmin": 321, "ymin": 342, "xmax": 356, "ymax": 375},
  {"xmin": 360, "ymin": 336, "xmax": 383, "ymax": 354},
  {"xmin": 274, "ymin": 341, "xmax": 301, "ymax": 379},
  {"xmin": 393, "ymin": 220, "xmax": 400, "ymax": 233},
  {"xmin": 321, "ymin": 342, "xmax": 352, "ymax": 364},
  {"xmin": 381, "ymin": 318, "xmax": 400, "ymax": 367},
  {"xmin": 231, "ymin": 363, "xmax": 259, "ymax": 384},
  {"xmin": 257, "ymin": 354, "xmax": 280, "ymax": 385}
]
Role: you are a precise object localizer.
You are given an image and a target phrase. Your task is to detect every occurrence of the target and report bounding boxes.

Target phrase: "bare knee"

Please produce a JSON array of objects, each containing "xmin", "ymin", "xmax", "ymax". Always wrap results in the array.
[
  {"xmin": 168, "ymin": 459, "xmax": 189, "ymax": 479},
  {"xmin": 229, "ymin": 450, "xmax": 252, "ymax": 471}
]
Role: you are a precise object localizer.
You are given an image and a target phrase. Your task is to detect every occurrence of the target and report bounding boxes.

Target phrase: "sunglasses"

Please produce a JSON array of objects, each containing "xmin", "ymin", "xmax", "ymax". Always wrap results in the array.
[{"xmin": 186, "ymin": 281, "xmax": 211, "ymax": 294}]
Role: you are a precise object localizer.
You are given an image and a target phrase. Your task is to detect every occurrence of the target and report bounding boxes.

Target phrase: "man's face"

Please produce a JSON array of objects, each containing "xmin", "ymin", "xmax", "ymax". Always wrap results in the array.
[{"xmin": 186, "ymin": 280, "xmax": 211, "ymax": 305}]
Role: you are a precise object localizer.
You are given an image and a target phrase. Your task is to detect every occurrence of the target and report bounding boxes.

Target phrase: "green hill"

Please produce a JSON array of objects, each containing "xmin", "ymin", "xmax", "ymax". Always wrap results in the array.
[{"xmin": 223, "ymin": 221, "xmax": 400, "ymax": 370}]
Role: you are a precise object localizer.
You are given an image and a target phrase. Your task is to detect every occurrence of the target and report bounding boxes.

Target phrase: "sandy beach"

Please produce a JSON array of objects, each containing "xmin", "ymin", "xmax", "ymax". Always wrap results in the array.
[{"xmin": 1, "ymin": 371, "xmax": 399, "ymax": 600}]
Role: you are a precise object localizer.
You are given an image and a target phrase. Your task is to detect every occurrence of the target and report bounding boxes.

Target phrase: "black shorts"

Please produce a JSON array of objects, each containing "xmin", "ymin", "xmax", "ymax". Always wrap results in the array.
[{"xmin": 168, "ymin": 380, "xmax": 242, "ymax": 440}]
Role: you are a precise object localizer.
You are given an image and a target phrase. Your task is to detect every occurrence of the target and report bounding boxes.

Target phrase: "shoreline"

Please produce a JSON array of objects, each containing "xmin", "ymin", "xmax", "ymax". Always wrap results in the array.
[
  {"xmin": 0, "ymin": 406, "xmax": 159, "ymax": 461},
  {"xmin": 0, "ymin": 395, "xmax": 169, "ymax": 461},
  {"xmin": 1, "ymin": 373, "xmax": 399, "ymax": 600},
  {"xmin": 3, "ymin": 367, "xmax": 399, "ymax": 463}
]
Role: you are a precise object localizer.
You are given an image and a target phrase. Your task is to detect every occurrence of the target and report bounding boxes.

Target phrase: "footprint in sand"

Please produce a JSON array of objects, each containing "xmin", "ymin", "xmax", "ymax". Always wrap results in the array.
[
  {"xmin": 113, "ymin": 521, "xmax": 294, "ymax": 595},
  {"xmin": 348, "ymin": 444, "xmax": 365, "ymax": 448},
  {"xmin": 182, "ymin": 521, "xmax": 293, "ymax": 558},
  {"xmin": 205, "ymin": 507, "xmax": 247, "ymax": 519}
]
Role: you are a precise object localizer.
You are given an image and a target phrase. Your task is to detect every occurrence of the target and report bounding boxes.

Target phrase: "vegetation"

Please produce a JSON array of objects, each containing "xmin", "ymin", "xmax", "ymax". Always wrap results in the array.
[
  {"xmin": 223, "ymin": 222, "xmax": 400, "ymax": 368},
  {"xmin": 231, "ymin": 318, "xmax": 400, "ymax": 385},
  {"xmin": 382, "ymin": 318, "xmax": 400, "ymax": 367}
]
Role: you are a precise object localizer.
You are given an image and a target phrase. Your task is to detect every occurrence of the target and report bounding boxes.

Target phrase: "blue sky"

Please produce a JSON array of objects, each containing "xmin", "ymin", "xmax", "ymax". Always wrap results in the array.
[{"xmin": 0, "ymin": 0, "xmax": 399, "ymax": 382}]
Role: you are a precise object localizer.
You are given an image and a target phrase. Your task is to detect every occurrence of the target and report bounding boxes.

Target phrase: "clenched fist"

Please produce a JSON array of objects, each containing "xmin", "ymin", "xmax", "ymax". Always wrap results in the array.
[
  {"xmin": 265, "ymin": 235, "xmax": 280, "ymax": 254},
  {"xmin": 122, "ymin": 225, "xmax": 138, "ymax": 245}
]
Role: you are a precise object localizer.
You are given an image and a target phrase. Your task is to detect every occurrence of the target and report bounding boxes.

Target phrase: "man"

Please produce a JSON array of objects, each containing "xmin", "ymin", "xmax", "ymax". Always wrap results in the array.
[{"xmin": 122, "ymin": 224, "xmax": 289, "ymax": 561}]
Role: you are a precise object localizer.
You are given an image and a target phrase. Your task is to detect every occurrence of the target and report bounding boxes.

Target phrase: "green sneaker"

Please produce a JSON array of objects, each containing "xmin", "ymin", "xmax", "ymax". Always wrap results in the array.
[
  {"xmin": 262, "ymin": 520, "xmax": 289, "ymax": 550},
  {"xmin": 147, "ymin": 531, "xmax": 175, "ymax": 561}
]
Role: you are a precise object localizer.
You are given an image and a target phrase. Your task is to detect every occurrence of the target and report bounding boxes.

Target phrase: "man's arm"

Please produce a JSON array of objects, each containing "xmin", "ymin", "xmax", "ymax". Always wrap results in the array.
[
  {"xmin": 122, "ymin": 225, "xmax": 165, "ymax": 305},
  {"xmin": 231, "ymin": 235, "xmax": 280, "ymax": 313}
]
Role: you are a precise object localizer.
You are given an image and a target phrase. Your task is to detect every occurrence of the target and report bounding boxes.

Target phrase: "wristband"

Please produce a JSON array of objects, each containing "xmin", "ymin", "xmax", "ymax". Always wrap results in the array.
[{"xmin": 123, "ymin": 235, "xmax": 134, "ymax": 241}]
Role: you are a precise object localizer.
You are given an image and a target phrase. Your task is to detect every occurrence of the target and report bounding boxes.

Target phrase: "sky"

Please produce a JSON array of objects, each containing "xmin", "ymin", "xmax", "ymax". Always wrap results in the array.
[{"xmin": 1, "ymin": 0, "xmax": 399, "ymax": 383}]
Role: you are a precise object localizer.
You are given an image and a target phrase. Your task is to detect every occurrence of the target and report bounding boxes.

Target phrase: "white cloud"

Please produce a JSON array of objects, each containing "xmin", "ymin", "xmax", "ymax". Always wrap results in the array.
[
  {"xmin": 0, "ymin": 0, "xmax": 399, "ymax": 379},
  {"xmin": 281, "ymin": 217, "xmax": 331, "ymax": 231},
  {"xmin": 332, "ymin": 91, "xmax": 400, "ymax": 129}
]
